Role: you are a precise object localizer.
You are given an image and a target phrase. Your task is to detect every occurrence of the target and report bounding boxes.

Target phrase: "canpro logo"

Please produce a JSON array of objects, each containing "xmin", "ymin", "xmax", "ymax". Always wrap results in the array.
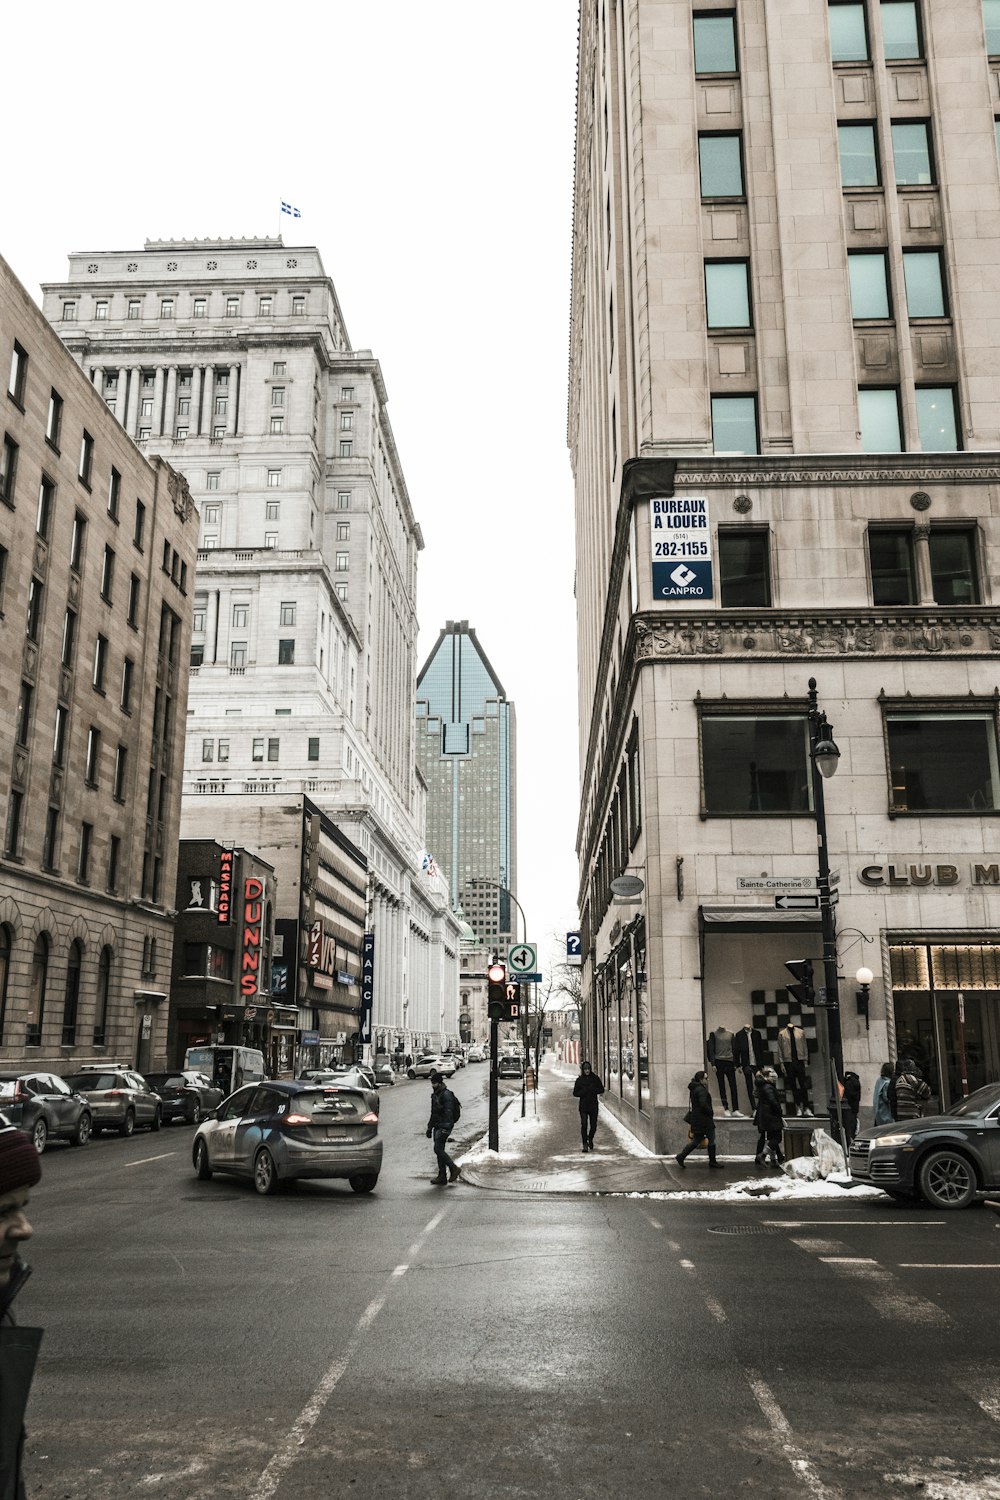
[{"xmin": 670, "ymin": 563, "xmax": 697, "ymax": 588}]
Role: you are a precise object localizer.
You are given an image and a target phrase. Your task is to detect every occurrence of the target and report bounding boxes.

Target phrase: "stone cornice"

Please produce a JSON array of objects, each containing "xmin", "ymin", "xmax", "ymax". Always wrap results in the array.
[
  {"xmin": 671, "ymin": 454, "xmax": 1000, "ymax": 487},
  {"xmin": 634, "ymin": 609, "xmax": 1000, "ymax": 661}
]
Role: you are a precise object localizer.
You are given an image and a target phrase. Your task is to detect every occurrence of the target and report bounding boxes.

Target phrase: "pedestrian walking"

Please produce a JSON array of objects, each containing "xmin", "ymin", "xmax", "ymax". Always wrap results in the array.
[
  {"xmin": 753, "ymin": 1067, "xmax": 785, "ymax": 1167},
  {"xmin": 0, "ymin": 1127, "xmax": 43, "ymax": 1500},
  {"xmin": 893, "ymin": 1058, "xmax": 931, "ymax": 1120},
  {"xmin": 675, "ymin": 1070, "xmax": 722, "ymax": 1169},
  {"xmin": 573, "ymin": 1061, "xmax": 605, "ymax": 1151},
  {"xmin": 873, "ymin": 1061, "xmax": 894, "ymax": 1125},
  {"xmin": 404, "ymin": 1053, "xmax": 413, "ymax": 1072},
  {"xmin": 425, "ymin": 1071, "xmax": 461, "ymax": 1184}
]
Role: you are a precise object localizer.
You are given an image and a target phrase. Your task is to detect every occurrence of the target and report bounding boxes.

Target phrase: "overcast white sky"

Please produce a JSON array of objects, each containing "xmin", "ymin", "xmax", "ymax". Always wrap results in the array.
[{"xmin": 5, "ymin": 1, "xmax": 582, "ymax": 972}]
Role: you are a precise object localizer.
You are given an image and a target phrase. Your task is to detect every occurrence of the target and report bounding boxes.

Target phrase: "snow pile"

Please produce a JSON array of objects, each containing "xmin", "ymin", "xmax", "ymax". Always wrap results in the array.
[{"xmin": 622, "ymin": 1173, "xmax": 884, "ymax": 1203}]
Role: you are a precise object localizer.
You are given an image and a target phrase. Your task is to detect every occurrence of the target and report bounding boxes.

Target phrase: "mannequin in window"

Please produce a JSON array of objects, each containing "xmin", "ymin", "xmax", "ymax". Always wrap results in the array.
[
  {"xmin": 732, "ymin": 1023, "xmax": 766, "ymax": 1113},
  {"xmin": 706, "ymin": 1025, "xmax": 741, "ymax": 1117},
  {"xmin": 777, "ymin": 1023, "xmax": 810, "ymax": 1115}
]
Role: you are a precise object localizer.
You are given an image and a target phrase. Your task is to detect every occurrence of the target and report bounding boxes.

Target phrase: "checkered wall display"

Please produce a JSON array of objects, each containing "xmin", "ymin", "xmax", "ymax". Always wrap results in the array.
[{"xmin": 750, "ymin": 988, "xmax": 818, "ymax": 1104}]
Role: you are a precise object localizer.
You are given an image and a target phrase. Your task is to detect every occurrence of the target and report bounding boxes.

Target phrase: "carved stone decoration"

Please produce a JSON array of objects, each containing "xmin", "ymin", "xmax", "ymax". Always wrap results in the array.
[
  {"xmin": 910, "ymin": 491, "xmax": 932, "ymax": 510},
  {"xmin": 12, "ymin": 752, "xmax": 27, "ymax": 788},
  {"xmin": 733, "ymin": 495, "xmax": 753, "ymax": 513},
  {"xmin": 634, "ymin": 612, "xmax": 1000, "ymax": 663},
  {"xmin": 34, "ymin": 539, "xmax": 47, "ymax": 574},
  {"xmin": 165, "ymin": 467, "xmax": 196, "ymax": 523},
  {"xmin": 50, "ymin": 770, "xmax": 62, "ymax": 801},
  {"xmin": 913, "ymin": 524, "xmax": 931, "ymax": 541},
  {"xmin": 60, "ymin": 669, "xmax": 72, "ymax": 701},
  {"xmin": 67, "ymin": 573, "xmax": 80, "ymax": 607},
  {"xmin": 672, "ymin": 465, "xmax": 1000, "ymax": 487},
  {"xmin": 22, "ymin": 641, "xmax": 37, "ymax": 679}
]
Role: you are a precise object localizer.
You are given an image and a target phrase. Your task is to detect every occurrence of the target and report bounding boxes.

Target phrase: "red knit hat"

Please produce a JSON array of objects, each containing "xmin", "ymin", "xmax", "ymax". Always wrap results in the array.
[{"xmin": 0, "ymin": 1128, "xmax": 42, "ymax": 1195}]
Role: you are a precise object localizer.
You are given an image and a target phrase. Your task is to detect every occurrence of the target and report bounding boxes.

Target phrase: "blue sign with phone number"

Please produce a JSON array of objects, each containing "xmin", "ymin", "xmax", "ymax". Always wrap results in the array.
[{"xmin": 650, "ymin": 496, "xmax": 714, "ymax": 599}]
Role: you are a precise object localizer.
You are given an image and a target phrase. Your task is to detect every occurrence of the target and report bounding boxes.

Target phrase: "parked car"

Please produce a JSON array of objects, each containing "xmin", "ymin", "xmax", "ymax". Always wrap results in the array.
[
  {"xmin": 192, "ymin": 1080, "xmax": 382, "ymax": 1195},
  {"xmin": 63, "ymin": 1069, "xmax": 163, "ymax": 1137},
  {"xmin": 467, "ymin": 1047, "xmax": 486, "ymax": 1064},
  {"xmin": 0, "ymin": 1072, "xmax": 93, "ymax": 1152},
  {"xmin": 498, "ymin": 1055, "xmax": 524, "ymax": 1080},
  {"xmin": 298, "ymin": 1068, "xmax": 379, "ymax": 1113},
  {"xmin": 372, "ymin": 1058, "xmax": 396, "ymax": 1087},
  {"xmin": 408, "ymin": 1054, "xmax": 457, "ymax": 1079},
  {"xmin": 141, "ymin": 1072, "xmax": 224, "ymax": 1126},
  {"xmin": 445, "ymin": 1051, "xmax": 466, "ymax": 1069},
  {"xmin": 849, "ymin": 1081, "xmax": 1000, "ymax": 1209}
]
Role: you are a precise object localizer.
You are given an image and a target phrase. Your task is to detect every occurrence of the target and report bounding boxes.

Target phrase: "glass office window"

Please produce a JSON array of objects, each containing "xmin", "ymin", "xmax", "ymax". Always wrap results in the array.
[
  {"xmin": 869, "ymin": 528, "xmax": 916, "ymax": 605},
  {"xmin": 705, "ymin": 262, "xmax": 751, "ymax": 328},
  {"xmin": 929, "ymin": 529, "xmax": 979, "ymax": 606},
  {"xmin": 718, "ymin": 530, "xmax": 771, "ymax": 607},
  {"xmin": 915, "ymin": 387, "xmax": 959, "ymax": 450},
  {"xmin": 829, "ymin": 3, "xmax": 869, "ymax": 60},
  {"xmin": 711, "ymin": 396, "xmax": 758, "ymax": 454},
  {"xmin": 698, "ymin": 134, "xmax": 744, "ymax": 197},
  {"xmin": 838, "ymin": 123, "xmax": 880, "ymax": 185},
  {"xmin": 986, "ymin": 0, "xmax": 1000, "ymax": 55},
  {"xmin": 693, "ymin": 12, "xmax": 737, "ymax": 73},
  {"xmin": 701, "ymin": 715, "xmax": 811, "ymax": 814},
  {"xmin": 891, "ymin": 121, "xmax": 933, "ymax": 184},
  {"xmin": 881, "ymin": 1, "xmax": 921, "ymax": 58},
  {"xmin": 849, "ymin": 252, "xmax": 891, "ymax": 319},
  {"xmin": 887, "ymin": 713, "xmax": 998, "ymax": 811},
  {"xmin": 902, "ymin": 250, "xmax": 946, "ymax": 317},
  {"xmin": 859, "ymin": 388, "xmax": 903, "ymax": 451}
]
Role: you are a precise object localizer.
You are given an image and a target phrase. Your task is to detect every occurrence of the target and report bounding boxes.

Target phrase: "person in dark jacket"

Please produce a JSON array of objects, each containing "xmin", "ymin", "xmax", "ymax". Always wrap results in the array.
[
  {"xmin": 753, "ymin": 1067, "xmax": 785, "ymax": 1167},
  {"xmin": 426, "ymin": 1072, "xmax": 460, "ymax": 1184},
  {"xmin": 0, "ymin": 1127, "xmax": 43, "ymax": 1500},
  {"xmin": 873, "ymin": 1061, "xmax": 894, "ymax": 1125},
  {"xmin": 892, "ymin": 1058, "xmax": 931, "ymax": 1120},
  {"xmin": 573, "ymin": 1062, "xmax": 605, "ymax": 1151},
  {"xmin": 675, "ymin": 1070, "xmax": 722, "ymax": 1169}
]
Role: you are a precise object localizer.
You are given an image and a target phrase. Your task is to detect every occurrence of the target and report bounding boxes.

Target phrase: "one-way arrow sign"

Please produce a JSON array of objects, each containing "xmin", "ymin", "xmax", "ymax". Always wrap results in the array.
[{"xmin": 774, "ymin": 894, "xmax": 820, "ymax": 911}]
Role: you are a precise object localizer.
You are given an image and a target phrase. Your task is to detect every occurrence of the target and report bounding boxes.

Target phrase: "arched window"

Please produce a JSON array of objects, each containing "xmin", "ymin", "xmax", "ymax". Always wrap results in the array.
[
  {"xmin": 94, "ymin": 946, "xmax": 112, "ymax": 1047},
  {"xmin": 27, "ymin": 933, "xmax": 50, "ymax": 1047},
  {"xmin": 0, "ymin": 925, "xmax": 12, "ymax": 1044},
  {"xmin": 62, "ymin": 939, "xmax": 83, "ymax": 1046}
]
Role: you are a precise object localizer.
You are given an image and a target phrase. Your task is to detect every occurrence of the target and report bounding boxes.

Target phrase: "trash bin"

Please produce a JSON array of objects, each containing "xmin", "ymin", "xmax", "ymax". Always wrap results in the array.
[{"xmin": 781, "ymin": 1124, "xmax": 813, "ymax": 1161}]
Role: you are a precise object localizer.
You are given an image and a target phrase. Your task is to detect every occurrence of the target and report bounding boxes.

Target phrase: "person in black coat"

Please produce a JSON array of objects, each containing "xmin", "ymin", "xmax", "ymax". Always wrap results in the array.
[
  {"xmin": 573, "ymin": 1062, "xmax": 605, "ymax": 1151},
  {"xmin": 675, "ymin": 1070, "xmax": 722, "ymax": 1169},
  {"xmin": 753, "ymin": 1067, "xmax": 785, "ymax": 1167},
  {"xmin": 0, "ymin": 1128, "xmax": 43, "ymax": 1500}
]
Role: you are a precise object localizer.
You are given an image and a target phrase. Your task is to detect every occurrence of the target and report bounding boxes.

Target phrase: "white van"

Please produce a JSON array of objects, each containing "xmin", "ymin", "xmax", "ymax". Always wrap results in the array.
[{"xmin": 183, "ymin": 1045, "xmax": 266, "ymax": 1096}]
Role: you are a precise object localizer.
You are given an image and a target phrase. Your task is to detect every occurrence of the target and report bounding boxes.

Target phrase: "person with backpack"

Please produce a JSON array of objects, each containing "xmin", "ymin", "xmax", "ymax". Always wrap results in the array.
[{"xmin": 426, "ymin": 1071, "xmax": 461, "ymax": 1184}]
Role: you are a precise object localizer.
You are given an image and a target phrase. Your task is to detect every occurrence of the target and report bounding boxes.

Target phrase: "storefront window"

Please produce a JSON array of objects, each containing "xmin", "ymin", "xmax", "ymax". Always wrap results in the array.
[
  {"xmin": 890, "ymin": 942, "xmax": 1000, "ymax": 1108},
  {"xmin": 619, "ymin": 957, "xmax": 637, "ymax": 1108}
]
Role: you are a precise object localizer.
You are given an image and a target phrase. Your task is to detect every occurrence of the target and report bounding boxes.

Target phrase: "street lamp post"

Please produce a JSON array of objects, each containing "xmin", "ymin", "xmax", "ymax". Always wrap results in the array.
[{"xmin": 807, "ymin": 677, "xmax": 849, "ymax": 1159}]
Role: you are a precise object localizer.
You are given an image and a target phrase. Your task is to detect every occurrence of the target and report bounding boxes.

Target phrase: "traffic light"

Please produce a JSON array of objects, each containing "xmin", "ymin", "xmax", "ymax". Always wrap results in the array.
[
  {"xmin": 784, "ymin": 958, "xmax": 815, "ymax": 1007},
  {"xmin": 505, "ymin": 981, "xmax": 521, "ymax": 1021},
  {"xmin": 487, "ymin": 961, "xmax": 507, "ymax": 1022}
]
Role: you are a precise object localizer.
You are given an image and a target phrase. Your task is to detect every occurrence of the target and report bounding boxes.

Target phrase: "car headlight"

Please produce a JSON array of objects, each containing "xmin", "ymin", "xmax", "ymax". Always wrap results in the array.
[{"xmin": 872, "ymin": 1132, "xmax": 914, "ymax": 1148}]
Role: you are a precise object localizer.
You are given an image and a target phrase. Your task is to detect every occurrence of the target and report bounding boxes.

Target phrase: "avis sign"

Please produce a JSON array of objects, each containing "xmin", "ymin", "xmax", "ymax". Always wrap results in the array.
[{"xmin": 650, "ymin": 496, "xmax": 714, "ymax": 600}]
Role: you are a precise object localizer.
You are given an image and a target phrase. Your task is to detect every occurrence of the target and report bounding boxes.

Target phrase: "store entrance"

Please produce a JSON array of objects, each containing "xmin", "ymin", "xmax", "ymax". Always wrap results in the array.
[{"xmin": 889, "ymin": 942, "xmax": 1000, "ymax": 1110}]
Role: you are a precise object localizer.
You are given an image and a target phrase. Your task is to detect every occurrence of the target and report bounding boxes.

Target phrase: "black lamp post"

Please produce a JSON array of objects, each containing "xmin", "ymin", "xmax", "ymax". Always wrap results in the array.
[{"xmin": 807, "ymin": 678, "xmax": 849, "ymax": 1157}]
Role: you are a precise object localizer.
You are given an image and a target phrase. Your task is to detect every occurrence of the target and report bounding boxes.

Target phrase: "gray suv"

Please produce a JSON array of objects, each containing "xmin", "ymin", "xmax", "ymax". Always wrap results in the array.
[
  {"xmin": 63, "ymin": 1069, "xmax": 162, "ymax": 1137},
  {"xmin": 0, "ymin": 1072, "xmax": 93, "ymax": 1152}
]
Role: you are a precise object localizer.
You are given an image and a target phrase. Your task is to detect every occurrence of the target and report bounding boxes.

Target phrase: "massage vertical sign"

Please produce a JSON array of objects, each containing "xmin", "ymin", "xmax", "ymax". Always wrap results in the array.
[
  {"xmin": 650, "ymin": 495, "xmax": 714, "ymax": 600},
  {"xmin": 241, "ymin": 877, "xmax": 265, "ymax": 998},
  {"xmin": 361, "ymin": 932, "xmax": 375, "ymax": 1046},
  {"xmin": 218, "ymin": 849, "xmax": 234, "ymax": 924}
]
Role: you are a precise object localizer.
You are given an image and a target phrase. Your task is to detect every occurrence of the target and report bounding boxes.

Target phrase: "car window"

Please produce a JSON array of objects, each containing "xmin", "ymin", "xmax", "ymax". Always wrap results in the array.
[
  {"xmin": 290, "ymin": 1090, "xmax": 365, "ymax": 1119},
  {"xmin": 65, "ymin": 1073, "xmax": 119, "ymax": 1091},
  {"xmin": 246, "ymin": 1086, "xmax": 279, "ymax": 1116},
  {"xmin": 44, "ymin": 1075, "xmax": 72, "ymax": 1096},
  {"xmin": 946, "ymin": 1085, "xmax": 1000, "ymax": 1117},
  {"xmin": 218, "ymin": 1086, "xmax": 255, "ymax": 1122}
]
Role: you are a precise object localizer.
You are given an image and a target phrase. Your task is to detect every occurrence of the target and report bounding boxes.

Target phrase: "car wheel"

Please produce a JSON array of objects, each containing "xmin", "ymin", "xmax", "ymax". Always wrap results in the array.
[
  {"xmin": 349, "ymin": 1173, "xmax": 378, "ymax": 1194},
  {"xmin": 119, "ymin": 1109, "xmax": 136, "ymax": 1138},
  {"xmin": 71, "ymin": 1112, "xmax": 92, "ymax": 1147},
  {"xmin": 918, "ymin": 1149, "xmax": 978, "ymax": 1210},
  {"xmin": 254, "ymin": 1148, "xmax": 280, "ymax": 1196},
  {"xmin": 188, "ymin": 1103, "xmax": 202, "ymax": 1127},
  {"xmin": 150, "ymin": 1107, "xmax": 162, "ymax": 1133},
  {"xmin": 31, "ymin": 1118, "xmax": 47, "ymax": 1154},
  {"xmin": 407, "ymin": 1069, "xmax": 416, "ymax": 1079},
  {"xmin": 193, "ymin": 1138, "xmax": 213, "ymax": 1180}
]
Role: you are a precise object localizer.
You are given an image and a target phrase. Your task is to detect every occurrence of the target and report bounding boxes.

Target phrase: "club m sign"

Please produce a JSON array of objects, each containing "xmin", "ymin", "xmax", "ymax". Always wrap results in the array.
[{"xmin": 241, "ymin": 877, "xmax": 265, "ymax": 998}]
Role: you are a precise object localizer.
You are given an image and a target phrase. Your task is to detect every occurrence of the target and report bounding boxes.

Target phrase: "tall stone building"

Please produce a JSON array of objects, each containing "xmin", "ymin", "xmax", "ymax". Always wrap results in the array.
[
  {"xmin": 570, "ymin": 0, "xmax": 1000, "ymax": 1150},
  {"xmin": 43, "ymin": 237, "xmax": 461, "ymax": 1060},
  {"xmin": 0, "ymin": 252, "xmax": 197, "ymax": 1070},
  {"xmin": 416, "ymin": 621, "xmax": 518, "ymax": 950}
]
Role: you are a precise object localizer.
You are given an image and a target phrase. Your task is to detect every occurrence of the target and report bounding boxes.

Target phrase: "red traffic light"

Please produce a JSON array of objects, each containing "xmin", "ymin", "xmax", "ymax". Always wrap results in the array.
[{"xmin": 487, "ymin": 962, "xmax": 506, "ymax": 985}]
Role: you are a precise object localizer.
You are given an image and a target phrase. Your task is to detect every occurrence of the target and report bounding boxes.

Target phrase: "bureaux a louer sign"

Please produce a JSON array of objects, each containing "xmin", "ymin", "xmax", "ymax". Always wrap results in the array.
[{"xmin": 649, "ymin": 495, "xmax": 714, "ymax": 600}]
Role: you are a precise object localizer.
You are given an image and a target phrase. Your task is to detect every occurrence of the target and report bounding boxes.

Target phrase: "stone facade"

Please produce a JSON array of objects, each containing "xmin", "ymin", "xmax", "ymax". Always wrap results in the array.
[
  {"xmin": 0, "ymin": 252, "xmax": 197, "ymax": 1071},
  {"xmin": 569, "ymin": 3, "xmax": 1000, "ymax": 1150}
]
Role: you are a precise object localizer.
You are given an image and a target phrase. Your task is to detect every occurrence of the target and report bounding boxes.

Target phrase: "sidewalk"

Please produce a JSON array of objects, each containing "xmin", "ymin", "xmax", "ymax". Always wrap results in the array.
[{"xmin": 456, "ymin": 1059, "xmax": 881, "ymax": 1203}]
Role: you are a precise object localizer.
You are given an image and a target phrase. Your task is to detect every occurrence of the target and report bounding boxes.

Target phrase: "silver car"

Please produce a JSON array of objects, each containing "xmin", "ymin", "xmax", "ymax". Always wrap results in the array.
[
  {"xmin": 192, "ymin": 1081, "xmax": 382, "ymax": 1196},
  {"xmin": 63, "ymin": 1069, "xmax": 162, "ymax": 1136}
]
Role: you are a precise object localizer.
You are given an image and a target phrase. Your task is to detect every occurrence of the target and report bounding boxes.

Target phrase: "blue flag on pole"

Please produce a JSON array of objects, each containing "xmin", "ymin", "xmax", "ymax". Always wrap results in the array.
[{"xmin": 280, "ymin": 201, "xmax": 302, "ymax": 218}]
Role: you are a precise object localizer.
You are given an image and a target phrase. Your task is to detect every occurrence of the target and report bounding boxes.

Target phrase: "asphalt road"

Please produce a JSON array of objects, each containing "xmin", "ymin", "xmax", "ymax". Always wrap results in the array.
[{"xmin": 18, "ymin": 1065, "xmax": 1000, "ymax": 1499}]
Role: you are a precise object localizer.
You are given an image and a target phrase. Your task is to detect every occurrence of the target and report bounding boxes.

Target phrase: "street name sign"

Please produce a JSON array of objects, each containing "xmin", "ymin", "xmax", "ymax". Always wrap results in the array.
[
  {"xmin": 738, "ymin": 876, "xmax": 815, "ymax": 892},
  {"xmin": 508, "ymin": 943, "xmax": 537, "ymax": 974}
]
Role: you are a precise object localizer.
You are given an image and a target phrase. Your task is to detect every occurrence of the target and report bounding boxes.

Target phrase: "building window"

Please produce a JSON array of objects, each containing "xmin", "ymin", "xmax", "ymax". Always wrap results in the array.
[
  {"xmin": 828, "ymin": 2, "xmax": 870, "ymax": 61},
  {"xmin": 336, "ymin": 583, "xmax": 348, "ymax": 601},
  {"xmin": 206, "ymin": 472, "xmax": 221, "ymax": 492},
  {"xmin": 121, "ymin": 656, "xmax": 134, "ymax": 711},
  {"xmin": 193, "ymin": 298, "xmax": 207, "ymax": 318},
  {"xmin": 25, "ymin": 578, "xmax": 43, "ymax": 644},
  {"xmin": 278, "ymin": 639, "xmax": 295, "ymax": 665},
  {"xmin": 62, "ymin": 301, "xmax": 77, "ymax": 321},
  {"xmin": 838, "ymin": 122, "xmax": 880, "ymax": 186},
  {"xmin": 46, "ymin": 389, "xmax": 63, "ymax": 449},
  {"xmin": 93, "ymin": 634, "xmax": 108, "ymax": 693},
  {"xmin": 134, "ymin": 499, "xmax": 146, "ymax": 551},
  {"xmin": 4, "ymin": 791, "xmax": 23, "ymax": 858},
  {"xmin": 711, "ymin": 395, "xmax": 758, "ymax": 454},
  {"xmin": 273, "ymin": 362, "xmax": 286, "ymax": 377},
  {"xmin": 336, "ymin": 551, "xmax": 349, "ymax": 571},
  {"xmin": 338, "ymin": 438, "xmax": 352, "ymax": 457},
  {"xmin": 77, "ymin": 826, "xmax": 93, "ymax": 886},
  {"xmin": 891, "ymin": 120, "xmax": 934, "ymax": 185},
  {"xmin": 232, "ymin": 603, "xmax": 249, "ymax": 628},
  {"xmin": 15, "ymin": 682, "xmax": 32, "ymax": 747},
  {"xmin": 267, "ymin": 468, "xmax": 282, "ymax": 487},
  {"xmin": 848, "ymin": 251, "xmax": 891, "ymax": 319},
  {"xmin": 52, "ymin": 705, "xmax": 68, "ymax": 767},
  {"xmin": 271, "ymin": 418, "xmax": 284, "ymax": 435},
  {"xmin": 201, "ymin": 737, "xmax": 214, "ymax": 763},
  {"xmin": 986, "ymin": 0, "xmax": 1000, "ymax": 54},
  {"xmin": 705, "ymin": 261, "xmax": 751, "ymax": 329},
  {"xmin": 279, "ymin": 601, "xmax": 296, "ymax": 626},
  {"xmin": 259, "ymin": 297, "xmax": 273, "ymax": 317},
  {"xmin": 159, "ymin": 298, "xmax": 173, "ymax": 319},
  {"xmin": 212, "ymin": 426, "xmax": 225, "ymax": 440},
  {"xmin": 203, "ymin": 506, "xmax": 220, "ymax": 525},
  {"xmin": 217, "ymin": 739, "xmax": 229, "ymax": 762},
  {"xmin": 308, "ymin": 737, "xmax": 320, "ymax": 762},
  {"xmin": 340, "ymin": 386, "xmax": 354, "ymax": 401},
  {"xmin": 113, "ymin": 744, "xmax": 127, "ymax": 801},
  {"xmin": 7, "ymin": 342, "xmax": 27, "ymax": 405},
  {"xmin": 61, "ymin": 607, "xmax": 77, "ymax": 668},
  {"xmin": 886, "ymin": 711, "xmax": 999, "ymax": 812},
  {"xmin": 859, "ymin": 387, "xmax": 903, "ymax": 451},
  {"xmin": 41, "ymin": 808, "xmax": 59, "ymax": 873},
  {"xmin": 226, "ymin": 298, "xmax": 240, "ymax": 317},
  {"xmin": 79, "ymin": 431, "xmax": 94, "ymax": 487},
  {"xmin": 231, "ymin": 641, "xmax": 247, "ymax": 669},
  {"xmin": 214, "ymin": 396, "xmax": 227, "ymax": 416},
  {"xmin": 70, "ymin": 512, "xmax": 86, "ymax": 572},
  {"xmin": 267, "ymin": 738, "xmax": 280, "ymax": 762},
  {"xmin": 92, "ymin": 299, "xmax": 110, "ymax": 322},
  {"xmin": 337, "ymin": 522, "xmax": 350, "ymax": 541},
  {"xmin": 27, "ymin": 933, "xmax": 50, "ymax": 1043},
  {"xmin": 913, "ymin": 385, "xmax": 958, "ymax": 452},
  {"xmin": 869, "ymin": 526, "xmax": 916, "ymax": 604},
  {"xmin": 271, "ymin": 388, "xmax": 285, "ymax": 408},
  {"xmin": 176, "ymin": 427, "xmax": 188, "ymax": 442},
  {"xmin": 177, "ymin": 398, "xmax": 191, "ymax": 417},
  {"xmin": 337, "ymin": 491, "xmax": 351, "ymax": 509},
  {"xmin": 252, "ymin": 737, "xmax": 264, "ymax": 762},
  {"xmin": 693, "ymin": 10, "xmax": 737, "ymax": 73},
  {"xmin": 85, "ymin": 725, "xmax": 101, "ymax": 785},
  {"xmin": 718, "ymin": 531, "xmax": 771, "ymax": 607},
  {"xmin": 101, "ymin": 545, "xmax": 115, "ymax": 603},
  {"xmin": 340, "ymin": 411, "xmax": 353, "ymax": 431},
  {"xmin": 1, "ymin": 434, "xmax": 18, "ymax": 506},
  {"xmin": 34, "ymin": 476, "xmax": 55, "ymax": 540},
  {"xmin": 127, "ymin": 573, "xmax": 140, "ymax": 628},
  {"xmin": 701, "ymin": 713, "xmax": 811, "ymax": 815},
  {"xmin": 902, "ymin": 250, "xmax": 946, "ymax": 318},
  {"xmin": 128, "ymin": 300, "xmax": 141, "ymax": 320},
  {"xmin": 929, "ymin": 527, "xmax": 979, "ymax": 605},
  {"xmin": 265, "ymin": 500, "xmax": 280, "ymax": 520},
  {"xmin": 292, "ymin": 296, "xmax": 306, "ymax": 316},
  {"xmin": 698, "ymin": 133, "xmax": 744, "ymax": 197},
  {"xmin": 881, "ymin": 1, "xmax": 922, "ymax": 58}
]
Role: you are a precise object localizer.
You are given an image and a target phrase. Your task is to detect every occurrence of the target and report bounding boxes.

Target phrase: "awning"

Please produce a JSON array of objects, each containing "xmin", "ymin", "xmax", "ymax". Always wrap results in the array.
[{"xmin": 700, "ymin": 906, "xmax": 823, "ymax": 934}]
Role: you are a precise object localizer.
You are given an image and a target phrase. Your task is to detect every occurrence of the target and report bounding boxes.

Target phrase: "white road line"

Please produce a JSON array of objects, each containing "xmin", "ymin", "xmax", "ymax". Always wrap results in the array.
[
  {"xmin": 703, "ymin": 1294, "xmax": 727, "ymax": 1324},
  {"xmin": 679, "ymin": 1258, "xmax": 696, "ymax": 1270},
  {"xmin": 898, "ymin": 1263, "xmax": 1000, "ymax": 1270},
  {"xmin": 746, "ymin": 1370, "xmax": 841, "ymax": 1500},
  {"xmin": 124, "ymin": 1152, "xmax": 177, "ymax": 1167},
  {"xmin": 642, "ymin": 1213, "xmax": 663, "ymax": 1229},
  {"xmin": 791, "ymin": 1238, "xmax": 847, "ymax": 1255},
  {"xmin": 249, "ymin": 1208, "xmax": 449, "ymax": 1500},
  {"xmin": 666, "ymin": 1238, "xmax": 681, "ymax": 1252},
  {"xmin": 766, "ymin": 1219, "xmax": 944, "ymax": 1228},
  {"xmin": 818, "ymin": 1257, "xmax": 949, "ymax": 1326}
]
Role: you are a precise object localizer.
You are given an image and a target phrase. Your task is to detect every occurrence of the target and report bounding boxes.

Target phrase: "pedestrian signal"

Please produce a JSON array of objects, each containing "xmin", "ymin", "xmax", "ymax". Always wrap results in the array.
[{"xmin": 505, "ymin": 981, "xmax": 521, "ymax": 1021}]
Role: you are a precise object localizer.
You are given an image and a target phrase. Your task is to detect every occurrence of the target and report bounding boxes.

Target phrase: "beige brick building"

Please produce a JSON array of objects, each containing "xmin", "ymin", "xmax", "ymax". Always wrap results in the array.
[
  {"xmin": 570, "ymin": 0, "xmax": 1000, "ymax": 1150},
  {"xmin": 0, "ymin": 252, "xmax": 197, "ymax": 1071}
]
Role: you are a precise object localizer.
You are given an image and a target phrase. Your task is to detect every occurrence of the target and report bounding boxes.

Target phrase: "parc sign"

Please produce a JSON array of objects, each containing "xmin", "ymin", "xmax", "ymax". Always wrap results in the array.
[{"xmin": 650, "ymin": 495, "xmax": 714, "ymax": 600}]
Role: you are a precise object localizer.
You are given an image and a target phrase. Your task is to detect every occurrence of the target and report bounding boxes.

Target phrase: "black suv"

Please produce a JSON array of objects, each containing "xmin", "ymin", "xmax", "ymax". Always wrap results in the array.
[
  {"xmin": 849, "ymin": 1081, "xmax": 1000, "ymax": 1209},
  {"xmin": 0, "ymin": 1071, "xmax": 93, "ymax": 1152}
]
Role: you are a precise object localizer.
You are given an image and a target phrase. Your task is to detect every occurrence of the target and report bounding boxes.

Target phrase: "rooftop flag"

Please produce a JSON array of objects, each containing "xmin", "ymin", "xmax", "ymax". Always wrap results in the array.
[{"xmin": 280, "ymin": 201, "xmax": 301, "ymax": 218}]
